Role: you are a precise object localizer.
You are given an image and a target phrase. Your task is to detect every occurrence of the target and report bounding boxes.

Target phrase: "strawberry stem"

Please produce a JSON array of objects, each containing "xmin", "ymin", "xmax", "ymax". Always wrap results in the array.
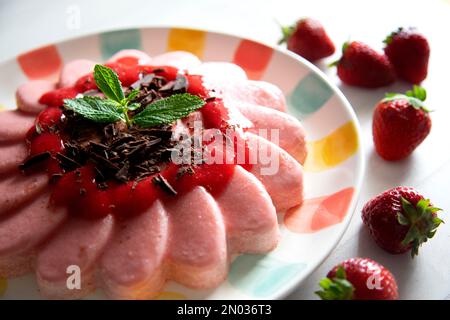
[
  {"xmin": 398, "ymin": 197, "xmax": 443, "ymax": 258},
  {"xmin": 382, "ymin": 86, "xmax": 430, "ymax": 112},
  {"xmin": 315, "ymin": 267, "xmax": 355, "ymax": 300},
  {"xmin": 278, "ymin": 24, "xmax": 295, "ymax": 45}
]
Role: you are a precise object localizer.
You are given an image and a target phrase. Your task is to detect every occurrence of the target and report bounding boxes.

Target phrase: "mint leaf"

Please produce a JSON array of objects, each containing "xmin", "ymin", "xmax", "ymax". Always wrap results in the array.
[
  {"xmin": 127, "ymin": 102, "xmax": 141, "ymax": 111},
  {"xmin": 94, "ymin": 64, "xmax": 125, "ymax": 103},
  {"xmin": 133, "ymin": 93, "xmax": 205, "ymax": 127},
  {"xmin": 126, "ymin": 88, "xmax": 140, "ymax": 102},
  {"xmin": 64, "ymin": 96, "xmax": 125, "ymax": 123},
  {"xmin": 65, "ymin": 67, "xmax": 205, "ymax": 128}
]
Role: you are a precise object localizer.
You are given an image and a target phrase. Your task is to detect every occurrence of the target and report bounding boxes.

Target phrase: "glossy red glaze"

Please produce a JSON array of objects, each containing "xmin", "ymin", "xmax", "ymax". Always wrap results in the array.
[
  {"xmin": 30, "ymin": 60, "xmax": 250, "ymax": 219},
  {"xmin": 38, "ymin": 87, "xmax": 78, "ymax": 108}
]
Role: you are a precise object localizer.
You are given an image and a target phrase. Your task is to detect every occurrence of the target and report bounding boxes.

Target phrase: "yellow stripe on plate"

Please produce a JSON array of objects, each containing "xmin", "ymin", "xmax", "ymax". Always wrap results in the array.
[
  {"xmin": 304, "ymin": 121, "xmax": 358, "ymax": 172},
  {"xmin": 156, "ymin": 291, "xmax": 186, "ymax": 300},
  {"xmin": 0, "ymin": 278, "xmax": 7, "ymax": 296},
  {"xmin": 167, "ymin": 28, "xmax": 206, "ymax": 58}
]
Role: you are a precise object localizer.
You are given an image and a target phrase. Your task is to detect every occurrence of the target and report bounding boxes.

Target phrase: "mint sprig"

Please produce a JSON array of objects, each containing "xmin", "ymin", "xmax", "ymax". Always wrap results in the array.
[
  {"xmin": 133, "ymin": 94, "xmax": 205, "ymax": 127},
  {"xmin": 63, "ymin": 64, "xmax": 205, "ymax": 128},
  {"xmin": 64, "ymin": 96, "xmax": 125, "ymax": 123},
  {"xmin": 93, "ymin": 64, "xmax": 125, "ymax": 103}
]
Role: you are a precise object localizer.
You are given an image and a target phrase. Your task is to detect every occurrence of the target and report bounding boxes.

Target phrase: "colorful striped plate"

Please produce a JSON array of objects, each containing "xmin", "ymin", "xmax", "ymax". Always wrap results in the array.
[{"xmin": 0, "ymin": 27, "xmax": 364, "ymax": 300}]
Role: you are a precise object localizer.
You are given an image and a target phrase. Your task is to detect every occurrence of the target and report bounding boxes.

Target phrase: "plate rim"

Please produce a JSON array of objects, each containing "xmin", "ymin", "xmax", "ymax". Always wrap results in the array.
[{"xmin": 0, "ymin": 25, "xmax": 366, "ymax": 300}]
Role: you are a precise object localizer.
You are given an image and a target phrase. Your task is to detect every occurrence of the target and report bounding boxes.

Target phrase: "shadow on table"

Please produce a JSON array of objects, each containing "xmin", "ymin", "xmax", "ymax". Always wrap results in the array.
[
  {"xmin": 357, "ymin": 225, "xmax": 418, "ymax": 297},
  {"xmin": 329, "ymin": 79, "xmax": 419, "ymax": 198},
  {"xmin": 362, "ymin": 149, "xmax": 417, "ymax": 197}
]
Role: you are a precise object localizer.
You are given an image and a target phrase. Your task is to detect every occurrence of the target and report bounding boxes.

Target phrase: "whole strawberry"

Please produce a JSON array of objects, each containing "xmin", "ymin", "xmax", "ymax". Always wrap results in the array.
[
  {"xmin": 373, "ymin": 85, "xmax": 431, "ymax": 160},
  {"xmin": 384, "ymin": 27, "xmax": 430, "ymax": 84},
  {"xmin": 316, "ymin": 258, "xmax": 398, "ymax": 300},
  {"xmin": 332, "ymin": 41, "xmax": 395, "ymax": 88},
  {"xmin": 362, "ymin": 186, "xmax": 443, "ymax": 257},
  {"xmin": 278, "ymin": 18, "xmax": 335, "ymax": 62}
]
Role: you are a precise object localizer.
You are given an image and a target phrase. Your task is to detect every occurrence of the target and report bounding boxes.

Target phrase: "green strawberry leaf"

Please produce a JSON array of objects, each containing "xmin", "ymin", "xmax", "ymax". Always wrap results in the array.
[
  {"xmin": 278, "ymin": 24, "xmax": 295, "ymax": 45},
  {"xmin": 93, "ymin": 64, "xmax": 125, "ymax": 103},
  {"xmin": 133, "ymin": 93, "xmax": 205, "ymax": 127},
  {"xmin": 342, "ymin": 41, "xmax": 350, "ymax": 53},
  {"xmin": 64, "ymin": 96, "xmax": 125, "ymax": 123},
  {"xmin": 399, "ymin": 196, "xmax": 444, "ymax": 258},
  {"xmin": 397, "ymin": 213, "xmax": 409, "ymax": 226},
  {"xmin": 401, "ymin": 197, "xmax": 419, "ymax": 221},
  {"xmin": 384, "ymin": 92, "xmax": 398, "ymax": 98},
  {"xmin": 328, "ymin": 42, "xmax": 350, "ymax": 68},
  {"xmin": 383, "ymin": 27, "xmax": 404, "ymax": 45},
  {"xmin": 406, "ymin": 85, "xmax": 427, "ymax": 101},
  {"xmin": 383, "ymin": 86, "xmax": 430, "ymax": 112},
  {"xmin": 335, "ymin": 266, "xmax": 346, "ymax": 279},
  {"xmin": 315, "ymin": 267, "xmax": 354, "ymax": 300}
]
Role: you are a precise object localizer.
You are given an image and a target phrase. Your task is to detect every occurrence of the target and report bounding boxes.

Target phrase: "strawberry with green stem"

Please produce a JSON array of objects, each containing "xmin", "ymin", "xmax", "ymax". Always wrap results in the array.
[
  {"xmin": 330, "ymin": 41, "xmax": 395, "ymax": 88},
  {"xmin": 373, "ymin": 85, "xmax": 431, "ymax": 160},
  {"xmin": 362, "ymin": 186, "xmax": 443, "ymax": 257},
  {"xmin": 384, "ymin": 27, "xmax": 430, "ymax": 84},
  {"xmin": 278, "ymin": 18, "xmax": 335, "ymax": 62},
  {"xmin": 316, "ymin": 258, "xmax": 399, "ymax": 300}
]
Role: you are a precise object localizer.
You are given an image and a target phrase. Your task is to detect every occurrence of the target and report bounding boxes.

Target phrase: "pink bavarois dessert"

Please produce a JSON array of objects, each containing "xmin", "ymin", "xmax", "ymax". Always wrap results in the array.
[{"xmin": 0, "ymin": 49, "xmax": 306, "ymax": 299}]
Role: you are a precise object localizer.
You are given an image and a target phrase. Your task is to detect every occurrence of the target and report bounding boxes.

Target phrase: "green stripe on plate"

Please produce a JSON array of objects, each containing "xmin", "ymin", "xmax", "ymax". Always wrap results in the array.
[
  {"xmin": 100, "ymin": 29, "xmax": 142, "ymax": 60},
  {"xmin": 287, "ymin": 72, "xmax": 333, "ymax": 119},
  {"xmin": 228, "ymin": 254, "xmax": 306, "ymax": 297}
]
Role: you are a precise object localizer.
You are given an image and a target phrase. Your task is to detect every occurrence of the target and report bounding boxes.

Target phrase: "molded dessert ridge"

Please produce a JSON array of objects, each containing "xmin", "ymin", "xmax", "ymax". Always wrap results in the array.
[{"xmin": 0, "ymin": 49, "xmax": 306, "ymax": 299}]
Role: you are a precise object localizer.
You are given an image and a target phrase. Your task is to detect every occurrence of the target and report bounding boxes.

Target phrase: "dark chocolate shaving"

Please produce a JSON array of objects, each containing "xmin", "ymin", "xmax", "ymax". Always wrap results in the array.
[
  {"xmin": 83, "ymin": 89, "xmax": 100, "ymax": 96},
  {"xmin": 55, "ymin": 74, "xmax": 182, "ymax": 185},
  {"xmin": 35, "ymin": 123, "xmax": 43, "ymax": 135},
  {"xmin": 55, "ymin": 152, "xmax": 83, "ymax": 171},
  {"xmin": 176, "ymin": 165, "xmax": 195, "ymax": 179},
  {"xmin": 25, "ymin": 69, "xmax": 198, "ymax": 191},
  {"xmin": 152, "ymin": 174, "xmax": 177, "ymax": 196},
  {"xmin": 173, "ymin": 74, "xmax": 189, "ymax": 91},
  {"xmin": 126, "ymin": 73, "xmax": 188, "ymax": 114},
  {"xmin": 130, "ymin": 73, "xmax": 155, "ymax": 90},
  {"xmin": 19, "ymin": 151, "xmax": 51, "ymax": 171}
]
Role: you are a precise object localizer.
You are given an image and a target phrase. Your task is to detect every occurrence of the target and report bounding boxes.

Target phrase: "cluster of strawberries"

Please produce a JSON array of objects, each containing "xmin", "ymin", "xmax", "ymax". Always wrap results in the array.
[
  {"xmin": 280, "ymin": 19, "xmax": 443, "ymax": 300},
  {"xmin": 280, "ymin": 19, "xmax": 431, "ymax": 161},
  {"xmin": 279, "ymin": 19, "xmax": 429, "ymax": 86}
]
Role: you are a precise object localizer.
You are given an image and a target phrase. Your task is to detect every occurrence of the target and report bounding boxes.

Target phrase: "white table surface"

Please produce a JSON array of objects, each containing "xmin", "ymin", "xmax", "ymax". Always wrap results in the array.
[{"xmin": 1, "ymin": 0, "xmax": 449, "ymax": 300}]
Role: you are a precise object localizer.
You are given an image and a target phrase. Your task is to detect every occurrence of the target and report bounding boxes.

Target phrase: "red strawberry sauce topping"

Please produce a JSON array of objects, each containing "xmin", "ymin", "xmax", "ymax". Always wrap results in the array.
[{"xmin": 21, "ymin": 63, "xmax": 252, "ymax": 219}]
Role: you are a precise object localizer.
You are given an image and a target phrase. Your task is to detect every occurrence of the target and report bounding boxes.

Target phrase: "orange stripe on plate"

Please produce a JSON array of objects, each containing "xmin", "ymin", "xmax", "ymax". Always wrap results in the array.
[
  {"xmin": 233, "ymin": 40, "xmax": 273, "ymax": 80},
  {"xmin": 17, "ymin": 45, "xmax": 62, "ymax": 80},
  {"xmin": 284, "ymin": 187, "xmax": 354, "ymax": 233},
  {"xmin": 167, "ymin": 28, "xmax": 206, "ymax": 58}
]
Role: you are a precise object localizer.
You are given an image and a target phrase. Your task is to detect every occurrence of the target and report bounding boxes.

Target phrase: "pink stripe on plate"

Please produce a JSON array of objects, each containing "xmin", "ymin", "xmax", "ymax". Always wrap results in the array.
[
  {"xmin": 284, "ymin": 187, "xmax": 355, "ymax": 233},
  {"xmin": 17, "ymin": 45, "xmax": 62, "ymax": 80},
  {"xmin": 233, "ymin": 40, "xmax": 273, "ymax": 80}
]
